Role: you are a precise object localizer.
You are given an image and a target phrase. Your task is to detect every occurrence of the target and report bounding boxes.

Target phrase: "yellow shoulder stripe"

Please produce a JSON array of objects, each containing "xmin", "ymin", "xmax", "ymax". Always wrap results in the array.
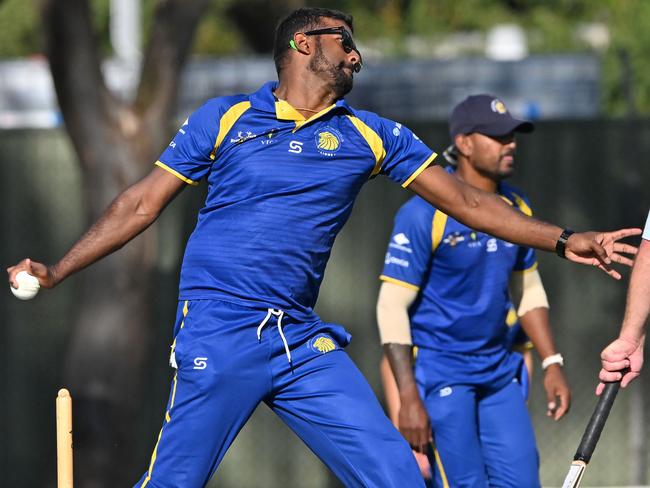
[
  {"xmin": 210, "ymin": 101, "xmax": 252, "ymax": 160},
  {"xmin": 155, "ymin": 161, "xmax": 198, "ymax": 186},
  {"xmin": 379, "ymin": 275, "xmax": 420, "ymax": 291},
  {"xmin": 346, "ymin": 115, "xmax": 386, "ymax": 176},
  {"xmin": 511, "ymin": 192, "xmax": 533, "ymax": 216},
  {"xmin": 432, "ymin": 210, "xmax": 448, "ymax": 252},
  {"xmin": 401, "ymin": 152, "xmax": 438, "ymax": 188}
]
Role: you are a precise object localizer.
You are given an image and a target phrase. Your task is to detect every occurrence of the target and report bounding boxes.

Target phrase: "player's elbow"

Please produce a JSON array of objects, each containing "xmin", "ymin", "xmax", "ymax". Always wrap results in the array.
[{"xmin": 113, "ymin": 186, "xmax": 160, "ymax": 226}]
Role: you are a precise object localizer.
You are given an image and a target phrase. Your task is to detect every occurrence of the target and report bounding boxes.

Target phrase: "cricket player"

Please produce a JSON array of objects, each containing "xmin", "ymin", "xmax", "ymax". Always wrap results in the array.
[
  {"xmin": 377, "ymin": 95, "xmax": 571, "ymax": 487},
  {"xmin": 599, "ymin": 209, "xmax": 650, "ymax": 393},
  {"xmin": 7, "ymin": 8, "xmax": 638, "ymax": 488},
  {"xmin": 380, "ymin": 306, "xmax": 535, "ymax": 486}
]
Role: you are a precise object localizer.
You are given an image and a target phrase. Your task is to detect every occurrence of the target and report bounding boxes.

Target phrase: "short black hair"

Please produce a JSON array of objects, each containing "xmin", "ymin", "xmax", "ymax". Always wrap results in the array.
[{"xmin": 273, "ymin": 7, "xmax": 354, "ymax": 75}]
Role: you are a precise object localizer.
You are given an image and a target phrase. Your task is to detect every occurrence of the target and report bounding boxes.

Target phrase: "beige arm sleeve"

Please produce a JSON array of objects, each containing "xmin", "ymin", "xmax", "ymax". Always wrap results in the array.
[
  {"xmin": 376, "ymin": 281, "xmax": 418, "ymax": 344},
  {"xmin": 509, "ymin": 268, "xmax": 549, "ymax": 317}
]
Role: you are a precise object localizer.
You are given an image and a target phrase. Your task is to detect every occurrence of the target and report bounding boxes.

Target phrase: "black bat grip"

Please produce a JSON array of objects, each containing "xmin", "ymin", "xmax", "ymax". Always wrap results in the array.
[{"xmin": 573, "ymin": 381, "xmax": 621, "ymax": 463}]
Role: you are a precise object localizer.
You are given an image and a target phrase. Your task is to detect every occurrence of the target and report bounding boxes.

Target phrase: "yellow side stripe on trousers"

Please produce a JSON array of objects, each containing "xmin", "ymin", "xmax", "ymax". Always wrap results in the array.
[
  {"xmin": 169, "ymin": 300, "xmax": 189, "ymax": 366},
  {"xmin": 141, "ymin": 301, "xmax": 189, "ymax": 487},
  {"xmin": 141, "ymin": 374, "xmax": 179, "ymax": 487},
  {"xmin": 433, "ymin": 448, "xmax": 450, "ymax": 488}
]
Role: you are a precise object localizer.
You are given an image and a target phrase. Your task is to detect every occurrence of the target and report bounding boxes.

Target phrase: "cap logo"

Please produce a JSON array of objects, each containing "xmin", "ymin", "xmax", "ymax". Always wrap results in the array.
[{"xmin": 490, "ymin": 99, "xmax": 507, "ymax": 114}]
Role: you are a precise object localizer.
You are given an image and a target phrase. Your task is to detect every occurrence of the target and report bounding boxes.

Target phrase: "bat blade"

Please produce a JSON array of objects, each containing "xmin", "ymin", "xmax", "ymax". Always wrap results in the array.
[
  {"xmin": 561, "ymin": 461, "xmax": 586, "ymax": 488},
  {"xmin": 560, "ymin": 380, "xmax": 621, "ymax": 488}
]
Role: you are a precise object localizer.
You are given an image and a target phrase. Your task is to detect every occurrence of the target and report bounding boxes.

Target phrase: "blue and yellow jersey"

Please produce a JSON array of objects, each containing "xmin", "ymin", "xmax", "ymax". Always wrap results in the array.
[
  {"xmin": 504, "ymin": 304, "xmax": 533, "ymax": 353},
  {"xmin": 157, "ymin": 81, "xmax": 437, "ymax": 321},
  {"xmin": 380, "ymin": 166, "xmax": 537, "ymax": 354}
]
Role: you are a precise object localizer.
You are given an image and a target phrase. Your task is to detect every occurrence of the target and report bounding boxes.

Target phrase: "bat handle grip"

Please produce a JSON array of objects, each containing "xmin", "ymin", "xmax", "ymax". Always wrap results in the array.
[{"xmin": 574, "ymin": 381, "xmax": 620, "ymax": 463}]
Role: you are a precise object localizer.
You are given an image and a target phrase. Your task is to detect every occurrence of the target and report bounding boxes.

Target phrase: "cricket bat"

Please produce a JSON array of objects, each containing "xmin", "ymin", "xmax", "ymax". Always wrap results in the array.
[{"xmin": 561, "ymin": 380, "xmax": 621, "ymax": 488}]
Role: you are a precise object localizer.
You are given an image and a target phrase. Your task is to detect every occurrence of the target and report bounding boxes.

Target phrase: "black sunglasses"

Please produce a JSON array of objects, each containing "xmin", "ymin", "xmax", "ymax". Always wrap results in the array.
[{"xmin": 303, "ymin": 26, "xmax": 362, "ymax": 72}]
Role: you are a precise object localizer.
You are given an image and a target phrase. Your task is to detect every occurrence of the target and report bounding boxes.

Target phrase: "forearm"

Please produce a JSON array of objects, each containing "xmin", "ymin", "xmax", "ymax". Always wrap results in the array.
[
  {"xmin": 379, "ymin": 355, "xmax": 401, "ymax": 425},
  {"xmin": 410, "ymin": 166, "xmax": 562, "ymax": 251},
  {"xmin": 519, "ymin": 307, "xmax": 557, "ymax": 360},
  {"xmin": 52, "ymin": 189, "xmax": 157, "ymax": 282},
  {"xmin": 620, "ymin": 239, "xmax": 650, "ymax": 341},
  {"xmin": 51, "ymin": 168, "xmax": 183, "ymax": 284},
  {"xmin": 383, "ymin": 343, "xmax": 418, "ymax": 396}
]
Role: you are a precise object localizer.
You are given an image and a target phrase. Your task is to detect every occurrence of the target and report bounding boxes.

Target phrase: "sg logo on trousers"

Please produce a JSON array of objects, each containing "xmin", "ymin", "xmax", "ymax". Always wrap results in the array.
[{"xmin": 193, "ymin": 357, "xmax": 208, "ymax": 370}]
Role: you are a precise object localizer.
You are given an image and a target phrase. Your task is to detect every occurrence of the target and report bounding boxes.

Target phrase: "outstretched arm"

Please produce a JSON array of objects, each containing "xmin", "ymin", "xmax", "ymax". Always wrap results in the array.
[
  {"xmin": 7, "ymin": 166, "xmax": 186, "ymax": 289},
  {"xmin": 409, "ymin": 165, "xmax": 639, "ymax": 279},
  {"xmin": 598, "ymin": 237, "xmax": 650, "ymax": 392}
]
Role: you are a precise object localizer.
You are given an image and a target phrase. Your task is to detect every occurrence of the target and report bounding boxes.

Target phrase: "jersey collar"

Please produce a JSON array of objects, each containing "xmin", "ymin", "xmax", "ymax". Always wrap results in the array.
[{"xmin": 249, "ymin": 81, "xmax": 355, "ymax": 122}]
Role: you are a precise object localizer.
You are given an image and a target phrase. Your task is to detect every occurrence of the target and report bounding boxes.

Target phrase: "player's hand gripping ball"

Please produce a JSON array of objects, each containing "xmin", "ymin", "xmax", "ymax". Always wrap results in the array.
[{"xmin": 10, "ymin": 270, "xmax": 40, "ymax": 300}]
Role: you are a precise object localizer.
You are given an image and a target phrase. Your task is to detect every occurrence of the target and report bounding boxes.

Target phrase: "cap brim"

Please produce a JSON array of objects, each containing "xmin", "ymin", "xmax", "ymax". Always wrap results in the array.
[{"xmin": 479, "ymin": 118, "xmax": 534, "ymax": 137}]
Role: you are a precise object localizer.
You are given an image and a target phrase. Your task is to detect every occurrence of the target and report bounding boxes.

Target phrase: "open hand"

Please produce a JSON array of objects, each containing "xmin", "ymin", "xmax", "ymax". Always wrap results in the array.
[
  {"xmin": 398, "ymin": 385, "xmax": 432, "ymax": 454},
  {"xmin": 565, "ymin": 228, "xmax": 641, "ymax": 279},
  {"xmin": 544, "ymin": 364, "xmax": 571, "ymax": 420}
]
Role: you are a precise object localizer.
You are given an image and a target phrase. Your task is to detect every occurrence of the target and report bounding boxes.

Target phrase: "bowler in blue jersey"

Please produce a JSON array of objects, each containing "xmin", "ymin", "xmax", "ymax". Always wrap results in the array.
[
  {"xmin": 8, "ymin": 7, "xmax": 639, "ymax": 488},
  {"xmin": 378, "ymin": 95, "xmax": 572, "ymax": 487}
]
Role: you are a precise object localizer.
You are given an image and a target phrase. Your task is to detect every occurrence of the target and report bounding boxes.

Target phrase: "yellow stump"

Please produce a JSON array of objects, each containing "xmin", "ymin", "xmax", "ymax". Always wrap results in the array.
[{"xmin": 56, "ymin": 388, "xmax": 73, "ymax": 488}]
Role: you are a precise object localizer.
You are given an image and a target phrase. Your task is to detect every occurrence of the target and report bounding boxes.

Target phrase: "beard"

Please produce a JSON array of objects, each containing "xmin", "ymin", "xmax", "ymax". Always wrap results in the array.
[{"xmin": 307, "ymin": 40, "xmax": 354, "ymax": 98}]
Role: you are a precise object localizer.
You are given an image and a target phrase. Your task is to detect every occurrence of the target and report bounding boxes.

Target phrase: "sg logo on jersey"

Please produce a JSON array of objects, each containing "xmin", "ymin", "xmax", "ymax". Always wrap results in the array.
[{"xmin": 288, "ymin": 140, "xmax": 303, "ymax": 154}]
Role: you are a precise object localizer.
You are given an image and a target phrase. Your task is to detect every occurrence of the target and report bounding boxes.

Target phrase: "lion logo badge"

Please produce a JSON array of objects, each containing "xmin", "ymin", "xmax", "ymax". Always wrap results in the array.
[
  {"xmin": 315, "ymin": 127, "xmax": 343, "ymax": 156},
  {"xmin": 310, "ymin": 335, "xmax": 337, "ymax": 354}
]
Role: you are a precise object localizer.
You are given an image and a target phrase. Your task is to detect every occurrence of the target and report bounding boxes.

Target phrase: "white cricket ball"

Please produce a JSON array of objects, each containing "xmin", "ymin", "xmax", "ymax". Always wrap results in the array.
[{"xmin": 10, "ymin": 271, "xmax": 40, "ymax": 300}]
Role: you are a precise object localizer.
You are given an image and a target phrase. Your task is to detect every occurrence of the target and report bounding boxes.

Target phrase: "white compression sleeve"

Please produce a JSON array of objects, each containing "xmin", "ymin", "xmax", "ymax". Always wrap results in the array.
[
  {"xmin": 509, "ymin": 268, "xmax": 549, "ymax": 317},
  {"xmin": 376, "ymin": 281, "xmax": 418, "ymax": 345}
]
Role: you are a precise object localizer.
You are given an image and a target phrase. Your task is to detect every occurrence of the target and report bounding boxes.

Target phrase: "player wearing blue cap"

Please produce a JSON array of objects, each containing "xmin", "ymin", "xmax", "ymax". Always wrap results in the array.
[
  {"xmin": 378, "ymin": 95, "xmax": 572, "ymax": 487},
  {"xmin": 8, "ymin": 7, "xmax": 638, "ymax": 487}
]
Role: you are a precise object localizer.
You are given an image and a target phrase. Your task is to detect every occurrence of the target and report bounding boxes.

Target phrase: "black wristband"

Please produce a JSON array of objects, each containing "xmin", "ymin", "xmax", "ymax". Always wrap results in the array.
[{"xmin": 555, "ymin": 228, "xmax": 575, "ymax": 258}]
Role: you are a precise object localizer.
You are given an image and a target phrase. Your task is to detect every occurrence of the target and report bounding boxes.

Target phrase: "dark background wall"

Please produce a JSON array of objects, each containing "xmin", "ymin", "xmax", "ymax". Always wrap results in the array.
[{"xmin": 2, "ymin": 122, "xmax": 649, "ymax": 487}]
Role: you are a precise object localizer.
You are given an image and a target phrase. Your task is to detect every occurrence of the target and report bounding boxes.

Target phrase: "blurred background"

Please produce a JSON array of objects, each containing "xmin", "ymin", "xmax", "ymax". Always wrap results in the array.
[{"xmin": 1, "ymin": 0, "xmax": 649, "ymax": 487}]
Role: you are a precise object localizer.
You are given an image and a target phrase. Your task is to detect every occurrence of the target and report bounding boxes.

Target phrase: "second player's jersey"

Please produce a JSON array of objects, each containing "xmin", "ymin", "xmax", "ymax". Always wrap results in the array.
[
  {"xmin": 157, "ymin": 81, "xmax": 437, "ymax": 321},
  {"xmin": 380, "ymin": 167, "xmax": 537, "ymax": 354}
]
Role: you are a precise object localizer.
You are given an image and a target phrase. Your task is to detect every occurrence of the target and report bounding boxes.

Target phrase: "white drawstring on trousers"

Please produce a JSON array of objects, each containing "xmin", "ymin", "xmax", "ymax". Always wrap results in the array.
[{"xmin": 257, "ymin": 308, "xmax": 291, "ymax": 363}]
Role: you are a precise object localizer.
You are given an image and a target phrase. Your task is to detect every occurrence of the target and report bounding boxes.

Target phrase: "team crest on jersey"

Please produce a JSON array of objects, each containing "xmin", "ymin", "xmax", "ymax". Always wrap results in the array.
[
  {"xmin": 315, "ymin": 127, "xmax": 343, "ymax": 156},
  {"xmin": 443, "ymin": 232, "xmax": 465, "ymax": 247},
  {"xmin": 491, "ymin": 99, "xmax": 507, "ymax": 114},
  {"xmin": 309, "ymin": 335, "xmax": 337, "ymax": 354},
  {"xmin": 230, "ymin": 130, "xmax": 257, "ymax": 144}
]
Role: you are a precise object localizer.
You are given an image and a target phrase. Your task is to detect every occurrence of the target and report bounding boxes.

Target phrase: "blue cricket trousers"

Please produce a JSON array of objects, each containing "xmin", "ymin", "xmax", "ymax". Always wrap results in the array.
[
  {"xmin": 135, "ymin": 299, "xmax": 423, "ymax": 488},
  {"xmin": 416, "ymin": 349, "xmax": 540, "ymax": 488}
]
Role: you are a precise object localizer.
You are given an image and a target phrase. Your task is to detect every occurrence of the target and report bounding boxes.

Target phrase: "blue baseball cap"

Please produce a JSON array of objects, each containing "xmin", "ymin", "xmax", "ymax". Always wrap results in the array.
[{"xmin": 449, "ymin": 94, "xmax": 534, "ymax": 140}]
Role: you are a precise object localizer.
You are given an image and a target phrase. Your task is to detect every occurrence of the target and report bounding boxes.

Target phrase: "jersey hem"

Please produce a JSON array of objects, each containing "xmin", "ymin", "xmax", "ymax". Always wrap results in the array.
[
  {"xmin": 401, "ymin": 152, "xmax": 438, "ymax": 188},
  {"xmin": 155, "ymin": 161, "xmax": 199, "ymax": 186},
  {"xmin": 379, "ymin": 275, "xmax": 420, "ymax": 291},
  {"xmin": 511, "ymin": 262, "xmax": 538, "ymax": 274}
]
